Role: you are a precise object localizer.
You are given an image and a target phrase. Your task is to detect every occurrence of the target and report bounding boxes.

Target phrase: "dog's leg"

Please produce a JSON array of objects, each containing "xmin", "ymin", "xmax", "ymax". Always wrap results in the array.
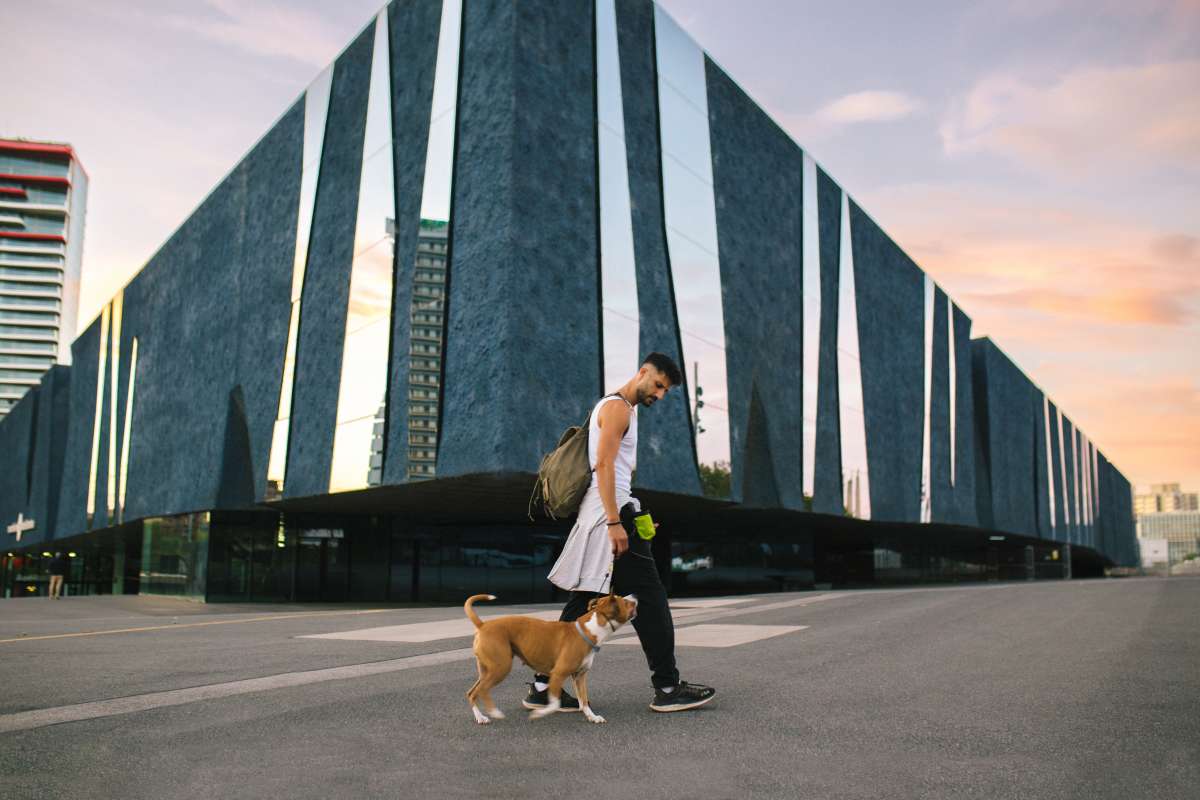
[
  {"xmin": 529, "ymin": 671, "xmax": 566, "ymax": 719},
  {"xmin": 467, "ymin": 665, "xmax": 492, "ymax": 725},
  {"xmin": 478, "ymin": 658, "xmax": 510, "ymax": 720},
  {"xmin": 574, "ymin": 673, "xmax": 605, "ymax": 724}
]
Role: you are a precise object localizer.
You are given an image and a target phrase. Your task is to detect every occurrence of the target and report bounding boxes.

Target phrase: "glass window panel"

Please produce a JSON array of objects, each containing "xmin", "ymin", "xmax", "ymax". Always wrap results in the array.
[
  {"xmin": 656, "ymin": 84, "xmax": 714, "ymax": 180},
  {"xmin": 86, "ymin": 303, "xmax": 110, "ymax": 527},
  {"xmin": 837, "ymin": 191, "xmax": 870, "ymax": 519},
  {"xmin": 654, "ymin": 7, "xmax": 730, "ymax": 471},
  {"xmin": 139, "ymin": 513, "xmax": 209, "ymax": 600},
  {"xmin": 1056, "ymin": 406, "xmax": 1071, "ymax": 534},
  {"xmin": 267, "ymin": 64, "xmax": 334, "ymax": 501},
  {"xmin": 947, "ymin": 295, "xmax": 956, "ymax": 486},
  {"xmin": 107, "ymin": 292, "xmax": 123, "ymax": 521},
  {"xmin": 0, "ymin": 310, "xmax": 58, "ymax": 323},
  {"xmin": 330, "ymin": 10, "xmax": 396, "ymax": 493},
  {"xmin": 920, "ymin": 275, "xmax": 934, "ymax": 523},
  {"xmin": 406, "ymin": 0, "xmax": 462, "ymax": 481},
  {"xmin": 801, "ymin": 154, "xmax": 820, "ymax": 501},
  {"xmin": 118, "ymin": 337, "xmax": 138, "ymax": 521},
  {"xmin": 1043, "ymin": 396, "xmax": 1056, "ymax": 534},
  {"xmin": 597, "ymin": 0, "xmax": 640, "ymax": 393},
  {"xmin": 1075, "ymin": 424, "xmax": 1084, "ymax": 537},
  {"xmin": 335, "ymin": 320, "xmax": 391, "ymax": 424},
  {"xmin": 663, "ymin": 228, "xmax": 730, "ymax": 466},
  {"xmin": 652, "ymin": 7, "xmax": 707, "ymax": 110}
]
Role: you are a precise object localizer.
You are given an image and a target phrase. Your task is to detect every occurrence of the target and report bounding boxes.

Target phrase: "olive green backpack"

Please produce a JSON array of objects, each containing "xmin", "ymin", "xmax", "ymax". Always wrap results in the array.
[{"xmin": 528, "ymin": 395, "xmax": 619, "ymax": 520}]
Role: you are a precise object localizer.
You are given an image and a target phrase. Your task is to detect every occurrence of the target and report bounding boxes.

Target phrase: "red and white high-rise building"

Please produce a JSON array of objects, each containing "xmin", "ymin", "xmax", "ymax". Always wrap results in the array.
[{"xmin": 0, "ymin": 138, "xmax": 88, "ymax": 419}]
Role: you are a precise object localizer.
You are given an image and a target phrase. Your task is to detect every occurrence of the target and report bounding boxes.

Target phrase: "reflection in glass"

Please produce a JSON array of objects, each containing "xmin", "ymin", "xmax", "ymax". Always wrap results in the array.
[
  {"xmin": 947, "ymin": 295, "xmax": 956, "ymax": 486},
  {"xmin": 837, "ymin": 191, "xmax": 870, "ymax": 519},
  {"xmin": 107, "ymin": 291, "xmax": 123, "ymax": 520},
  {"xmin": 139, "ymin": 513, "xmax": 209, "ymax": 599},
  {"xmin": 86, "ymin": 303, "xmax": 110, "ymax": 528},
  {"xmin": 597, "ymin": 0, "xmax": 639, "ymax": 392},
  {"xmin": 801, "ymin": 154, "xmax": 820, "ymax": 501},
  {"xmin": 920, "ymin": 275, "xmax": 934, "ymax": 523},
  {"xmin": 1043, "ymin": 395, "xmax": 1056, "ymax": 534},
  {"xmin": 1081, "ymin": 434, "xmax": 1092, "ymax": 533},
  {"xmin": 331, "ymin": 10, "xmax": 395, "ymax": 493},
  {"xmin": 654, "ymin": 4, "xmax": 730, "ymax": 468},
  {"xmin": 1056, "ymin": 407, "xmax": 1071, "ymax": 539},
  {"xmin": 118, "ymin": 337, "xmax": 138, "ymax": 523},
  {"xmin": 1072, "ymin": 425, "xmax": 1081, "ymax": 542},
  {"xmin": 406, "ymin": 0, "xmax": 462, "ymax": 480},
  {"xmin": 266, "ymin": 64, "xmax": 334, "ymax": 501}
]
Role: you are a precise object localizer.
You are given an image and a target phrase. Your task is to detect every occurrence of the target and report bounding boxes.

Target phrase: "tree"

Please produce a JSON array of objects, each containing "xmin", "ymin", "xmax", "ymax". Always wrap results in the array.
[{"xmin": 699, "ymin": 461, "xmax": 731, "ymax": 498}]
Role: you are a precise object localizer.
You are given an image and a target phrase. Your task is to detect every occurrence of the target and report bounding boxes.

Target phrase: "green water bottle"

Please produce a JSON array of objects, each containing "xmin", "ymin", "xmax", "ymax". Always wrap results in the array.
[{"xmin": 633, "ymin": 512, "xmax": 656, "ymax": 541}]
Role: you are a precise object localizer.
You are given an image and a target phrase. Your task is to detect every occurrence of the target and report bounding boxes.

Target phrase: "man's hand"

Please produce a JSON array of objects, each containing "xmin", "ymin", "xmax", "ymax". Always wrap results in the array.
[{"xmin": 608, "ymin": 522, "xmax": 628, "ymax": 557}]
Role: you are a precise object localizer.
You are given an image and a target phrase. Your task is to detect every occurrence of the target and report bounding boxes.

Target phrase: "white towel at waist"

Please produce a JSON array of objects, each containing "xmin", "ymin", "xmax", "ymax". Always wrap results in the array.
[{"xmin": 546, "ymin": 486, "xmax": 640, "ymax": 594}]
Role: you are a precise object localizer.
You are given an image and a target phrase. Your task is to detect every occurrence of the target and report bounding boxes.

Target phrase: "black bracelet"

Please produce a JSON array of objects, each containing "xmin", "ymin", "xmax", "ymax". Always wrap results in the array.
[{"xmin": 606, "ymin": 520, "xmax": 623, "ymax": 526}]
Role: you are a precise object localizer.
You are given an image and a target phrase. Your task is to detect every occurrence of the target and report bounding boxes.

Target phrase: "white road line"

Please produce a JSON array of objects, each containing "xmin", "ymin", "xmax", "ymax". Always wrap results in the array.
[
  {"xmin": 0, "ymin": 648, "xmax": 475, "ymax": 735},
  {"xmin": 0, "ymin": 593, "xmax": 846, "ymax": 733},
  {"xmin": 610, "ymin": 623, "xmax": 808, "ymax": 648}
]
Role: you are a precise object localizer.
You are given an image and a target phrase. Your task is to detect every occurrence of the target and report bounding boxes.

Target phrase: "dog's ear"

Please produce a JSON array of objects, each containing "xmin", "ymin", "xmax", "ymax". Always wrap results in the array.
[{"xmin": 586, "ymin": 598, "xmax": 600, "ymax": 611}]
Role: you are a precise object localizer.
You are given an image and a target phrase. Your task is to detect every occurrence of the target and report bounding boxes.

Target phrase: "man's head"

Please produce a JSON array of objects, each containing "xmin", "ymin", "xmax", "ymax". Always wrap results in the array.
[{"xmin": 633, "ymin": 352, "xmax": 683, "ymax": 407}]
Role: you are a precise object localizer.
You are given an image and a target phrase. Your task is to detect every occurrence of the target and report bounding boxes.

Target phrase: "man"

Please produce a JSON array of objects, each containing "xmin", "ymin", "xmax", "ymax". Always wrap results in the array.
[
  {"xmin": 525, "ymin": 352, "xmax": 716, "ymax": 713},
  {"xmin": 48, "ymin": 551, "xmax": 69, "ymax": 599}
]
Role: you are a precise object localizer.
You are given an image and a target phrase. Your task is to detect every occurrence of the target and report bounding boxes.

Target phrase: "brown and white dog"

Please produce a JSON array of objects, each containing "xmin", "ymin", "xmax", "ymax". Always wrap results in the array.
[{"xmin": 463, "ymin": 593, "xmax": 638, "ymax": 725}]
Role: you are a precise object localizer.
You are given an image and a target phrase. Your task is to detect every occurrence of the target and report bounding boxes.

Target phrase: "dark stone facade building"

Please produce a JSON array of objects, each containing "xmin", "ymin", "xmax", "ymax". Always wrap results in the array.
[{"xmin": 0, "ymin": 0, "xmax": 1137, "ymax": 602}]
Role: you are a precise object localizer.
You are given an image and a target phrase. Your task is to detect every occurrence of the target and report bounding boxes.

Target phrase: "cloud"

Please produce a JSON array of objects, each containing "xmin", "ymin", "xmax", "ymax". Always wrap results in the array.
[
  {"xmin": 814, "ymin": 90, "xmax": 922, "ymax": 124},
  {"xmin": 162, "ymin": 0, "xmax": 351, "ymax": 67},
  {"xmin": 964, "ymin": 286, "xmax": 1193, "ymax": 326},
  {"xmin": 940, "ymin": 60, "xmax": 1200, "ymax": 175}
]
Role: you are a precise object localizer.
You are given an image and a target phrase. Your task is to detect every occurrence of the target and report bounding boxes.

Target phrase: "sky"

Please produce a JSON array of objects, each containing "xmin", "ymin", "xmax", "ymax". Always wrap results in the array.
[{"xmin": 2, "ymin": 0, "xmax": 1196, "ymax": 491}]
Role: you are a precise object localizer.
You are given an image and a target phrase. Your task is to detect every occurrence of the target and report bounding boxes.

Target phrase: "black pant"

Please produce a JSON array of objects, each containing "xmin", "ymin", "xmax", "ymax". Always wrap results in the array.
[{"xmin": 537, "ymin": 503, "xmax": 679, "ymax": 689}]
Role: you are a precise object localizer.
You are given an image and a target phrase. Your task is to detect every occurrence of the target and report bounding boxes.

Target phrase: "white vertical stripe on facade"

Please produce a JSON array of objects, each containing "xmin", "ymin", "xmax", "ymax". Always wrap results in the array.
[
  {"xmin": 801, "ymin": 154, "xmax": 820, "ymax": 501},
  {"xmin": 947, "ymin": 295, "xmax": 956, "ymax": 487},
  {"xmin": 118, "ymin": 337, "xmax": 138, "ymax": 522},
  {"xmin": 330, "ymin": 9, "xmax": 396, "ymax": 493},
  {"xmin": 266, "ymin": 63, "xmax": 334, "ymax": 501},
  {"xmin": 106, "ymin": 291, "xmax": 122, "ymax": 520},
  {"xmin": 837, "ymin": 191, "xmax": 870, "ymax": 520},
  {"xmin": 85, "ymin": 304, "xmax": 110, "ymax": 526},
  {"xmin": 596, "ymin": 0, "xmax": 640, "ymax": 393},
  {"xmin": 920, "ymin": 276, "xmax": 934, "ymax": 523}
]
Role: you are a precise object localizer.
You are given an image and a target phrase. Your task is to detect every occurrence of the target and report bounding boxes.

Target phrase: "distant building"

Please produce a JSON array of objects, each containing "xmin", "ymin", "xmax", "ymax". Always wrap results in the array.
[
  {"xmin": 1133, "ymin": 483, "xmax": 1199, "ymax": 514},
  {"xmin": 1136, "ymin": 511, "xmax": 1200, "ymax": 563},
  {"xmin": 407, "ymin": 220, "xmax": 447, "ymax": 481},
  {"xmin": 0, "ymin": 138, "xmax": 88, "ymax": 419}
]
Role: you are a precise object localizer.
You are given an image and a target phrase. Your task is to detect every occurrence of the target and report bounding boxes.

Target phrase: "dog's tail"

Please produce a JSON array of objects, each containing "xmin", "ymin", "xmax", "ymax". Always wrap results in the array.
[{"xmin": 464, "ymin": 594, "xmax": 497, "ymax": 629}]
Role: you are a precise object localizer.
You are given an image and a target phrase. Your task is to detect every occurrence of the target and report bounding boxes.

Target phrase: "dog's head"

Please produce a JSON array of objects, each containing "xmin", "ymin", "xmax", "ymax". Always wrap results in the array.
[{"xmin": 586, "ymin": 593, "xmax": 638, "ymax": 627}]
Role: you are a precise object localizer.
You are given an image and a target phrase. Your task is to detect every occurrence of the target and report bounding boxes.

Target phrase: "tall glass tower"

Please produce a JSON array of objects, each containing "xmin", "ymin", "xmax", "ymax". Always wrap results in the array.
[{"xmin": 0, "ymin": 138, "xmax": 88, "ymax": 419}]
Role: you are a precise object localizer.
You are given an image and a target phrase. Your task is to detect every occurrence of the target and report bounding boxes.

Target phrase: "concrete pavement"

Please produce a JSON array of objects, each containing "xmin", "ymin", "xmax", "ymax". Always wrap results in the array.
[{"xmin": 0, "ymin": 578, "xmax": 1197, "ymax": 799}]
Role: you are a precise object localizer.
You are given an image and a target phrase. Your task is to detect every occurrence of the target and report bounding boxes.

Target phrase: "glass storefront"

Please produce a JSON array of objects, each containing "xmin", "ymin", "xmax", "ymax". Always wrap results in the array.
[
  {"xmin": 140, "ymin": 513, "xmax": 208, "ymax": 599},
  {"xmin": 2, "ymin": 509, "xmax": 1082, "ymax": 602}
]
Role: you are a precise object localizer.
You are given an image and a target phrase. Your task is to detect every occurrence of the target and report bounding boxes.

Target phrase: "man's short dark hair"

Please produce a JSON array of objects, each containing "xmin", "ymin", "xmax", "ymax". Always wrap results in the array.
[{"xmin": 642, "ymin": 352, "xmax": 683, "ymax": 387}]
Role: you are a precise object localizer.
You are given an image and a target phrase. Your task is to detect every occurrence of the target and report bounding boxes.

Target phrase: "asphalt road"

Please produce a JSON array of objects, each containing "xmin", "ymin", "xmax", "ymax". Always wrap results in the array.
[{"xmin": 0, "ymin": 578, "xmax": 1197, "ymax": 799}]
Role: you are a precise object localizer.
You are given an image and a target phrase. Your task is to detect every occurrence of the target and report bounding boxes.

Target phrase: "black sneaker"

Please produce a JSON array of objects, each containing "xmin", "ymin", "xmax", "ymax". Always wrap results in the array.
[
  {"xmin": 649, "ymin": 681, "xmax": 716, "ymax": 712},
  {"xmin": 522, "ymin": 682, "xmax": 581, "ymax": 712}
]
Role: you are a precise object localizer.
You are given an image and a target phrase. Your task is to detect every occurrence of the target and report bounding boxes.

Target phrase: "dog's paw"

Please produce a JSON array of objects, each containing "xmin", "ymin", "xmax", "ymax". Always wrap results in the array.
[
  {"xmin": 585, "ymin": 713, "xmax": 606, "ymax": 724},
  {"xmin": 487, "ymin": 708, "xmax": 506, "ymax": 720},
  {"xmin": 530, "ymin": 705, "xmax": 556, "ymax": 724},
  {"xmin": 472, "ymin": 707, "xmax": 491, "ymax": 725}
]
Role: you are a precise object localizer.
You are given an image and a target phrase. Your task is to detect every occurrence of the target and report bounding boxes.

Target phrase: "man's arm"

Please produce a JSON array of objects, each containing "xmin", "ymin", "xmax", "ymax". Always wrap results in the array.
[{"xmin": 593, "ymin": 400, "xmax": 631, "ymax": 557}]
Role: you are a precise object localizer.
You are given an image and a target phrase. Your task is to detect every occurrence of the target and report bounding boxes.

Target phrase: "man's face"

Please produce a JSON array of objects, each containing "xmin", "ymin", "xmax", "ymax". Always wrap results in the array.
[{"xmin": 634, "ymin": 366, "xmax": 671, "ymax": 407}]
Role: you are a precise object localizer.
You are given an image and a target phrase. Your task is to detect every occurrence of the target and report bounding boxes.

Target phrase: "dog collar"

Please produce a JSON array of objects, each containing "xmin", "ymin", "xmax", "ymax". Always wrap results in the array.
[{"xmin": 574, "ymin": 620, "xmax": 601, "ymax": 653}]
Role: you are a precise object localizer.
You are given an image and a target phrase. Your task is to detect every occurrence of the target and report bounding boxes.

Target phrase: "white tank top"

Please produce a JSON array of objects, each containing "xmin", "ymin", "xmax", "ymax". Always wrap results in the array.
[{"xmin": 587, "ymin": 395, "xmax": 637, "ymax": 496}]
